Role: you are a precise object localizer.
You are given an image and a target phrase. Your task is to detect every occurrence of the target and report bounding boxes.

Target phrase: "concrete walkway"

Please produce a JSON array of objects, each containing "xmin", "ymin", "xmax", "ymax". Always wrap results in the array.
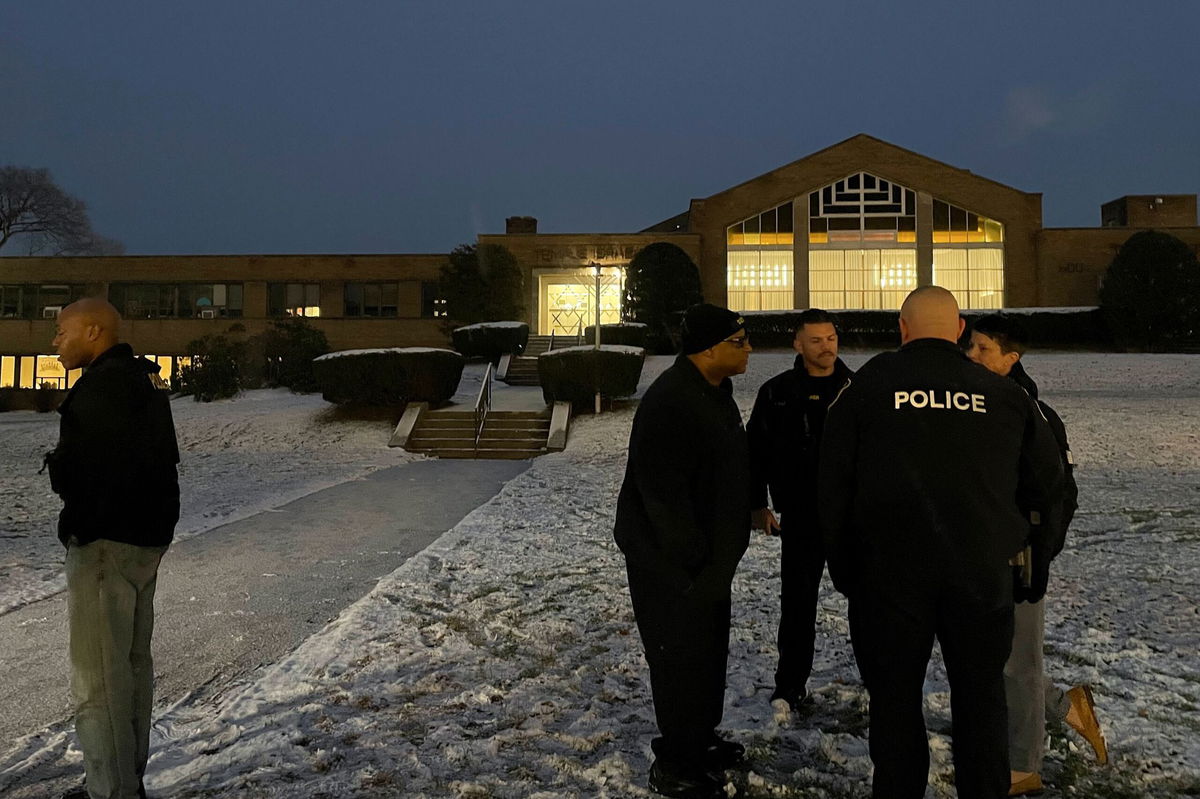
[{"xmin": 0, "ymin": 457, "xmax": 531, "ymax": 796}]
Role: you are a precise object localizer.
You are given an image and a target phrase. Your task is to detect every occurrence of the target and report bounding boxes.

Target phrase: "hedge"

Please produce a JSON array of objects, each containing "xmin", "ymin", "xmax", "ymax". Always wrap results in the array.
[
  {"xmin": 313, "ymin": 348, "xmax": 464, "ymax": 406},
  {"xmin": 451, "ymin": 321, "xmax": 529, "ymax": 361},
  {"xmin": 740, "ymin": 308, "xmax": 1114, "ymax": 350},
  {"xmin": 582, "ymin": 322, "xmax": 649, "ymax": 349},
  {"xmin": 0, "ymin": 386, "xmax": 68, "ymax": 413},
  {"xmin": 539, "ymin": 346, "xmax": 645, "ymax": 407}
]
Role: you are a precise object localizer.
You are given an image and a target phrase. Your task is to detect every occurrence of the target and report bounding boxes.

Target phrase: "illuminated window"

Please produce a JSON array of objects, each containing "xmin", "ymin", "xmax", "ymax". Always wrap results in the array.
[
  {"xmin": 269, "ymin": 283, "xmax": 321, "ymax": 317},
  {"xmin": 809, "ymin": 173, "xmax": 916, "ymax": 244},
  {"xmin": 727, "ymin": 201, "xmax": 795, "ymax": 311},
  {"xmin": 809, "ymin": 249, "xmax": 917, "ymax": 310},
  {"xmin": 1, "ymin": 355, "xmax": 16, "ymax": 387},
  {"xmin": 727, "ymin": 251, "xmax": 794, "ymax": 312},
  {"xmin": 933, "ymin": 249, "xmax": 1004, "ymax": 309}
]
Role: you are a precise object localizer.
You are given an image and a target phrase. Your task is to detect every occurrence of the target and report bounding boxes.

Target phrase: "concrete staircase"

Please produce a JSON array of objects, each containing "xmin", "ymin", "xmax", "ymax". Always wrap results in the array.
[
  {"xmin": 502, "ymin": 334, "xmax": 584, "ymax": 387},
  {"xmin": 401, "ymin": 407, "xmax": 555, "ymax": 459}
]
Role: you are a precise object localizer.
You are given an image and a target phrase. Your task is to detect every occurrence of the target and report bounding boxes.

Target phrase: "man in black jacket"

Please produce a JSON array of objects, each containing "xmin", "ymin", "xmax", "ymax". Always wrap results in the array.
[
  {"xmin": 47, "ymin": 297, "xmax": 180, "ymax": 799},
  {"xmin": 746, "ymin": 309, "xmax": 853, "ymax": 712},
  {"xmin": 614, "ymin": 303, "xmax": 752, "ymax": 799},
  {"xmin": 966, "ymin": 314, "xmax": 1105, "ymax": 797},
  {"xmin": 819, "ymin": 287, "xmax": 1062, "ymax": 799}
]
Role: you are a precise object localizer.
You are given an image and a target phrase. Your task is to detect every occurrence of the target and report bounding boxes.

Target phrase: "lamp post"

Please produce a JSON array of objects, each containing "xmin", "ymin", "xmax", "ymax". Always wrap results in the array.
[{"xmin": 591, "ymin": 261, "xmax": 602, "ymax": 413}]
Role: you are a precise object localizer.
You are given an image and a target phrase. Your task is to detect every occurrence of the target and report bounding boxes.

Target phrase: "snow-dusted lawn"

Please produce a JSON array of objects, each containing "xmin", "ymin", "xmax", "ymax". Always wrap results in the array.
[
  {"xmin": 3, "ymin": 354, "xmax": 1198, "ymax": 797},
  {"xmin": 0, "ymin": 388, "xmax": 414, "ymax": 614}
]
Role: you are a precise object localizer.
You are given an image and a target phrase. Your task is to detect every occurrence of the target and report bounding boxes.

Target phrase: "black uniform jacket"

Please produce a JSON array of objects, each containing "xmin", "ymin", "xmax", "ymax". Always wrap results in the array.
[
  {"xmin": 747, "ymin": 356, "xmax": 853, "ymax": 516},
  {"xmin": 818, "ymin": 338, "xmax": 1062, "ymax": 611},
  {"xmin": 47, "ymin": 343, "xmax": 181, "ymax": 548},
  {"xmin": 614, "ymin": 354, "xmax": 751, "ymax": 599},
  {"xmin": 1009, "ymin": 361, "xmax": 1079, "ymax": 602}
]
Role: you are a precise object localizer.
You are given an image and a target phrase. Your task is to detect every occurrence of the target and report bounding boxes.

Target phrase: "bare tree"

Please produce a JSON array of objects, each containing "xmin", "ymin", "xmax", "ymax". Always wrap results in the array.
[{"xmin": 0, "ymin": 166, "xmax": 124, "ymax": 255}]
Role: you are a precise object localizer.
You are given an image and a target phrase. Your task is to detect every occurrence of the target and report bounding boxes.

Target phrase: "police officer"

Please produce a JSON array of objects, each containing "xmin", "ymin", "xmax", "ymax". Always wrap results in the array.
[
  {"xmin": 819, "ymin": 287, "xmax": 1062, "ymax": 799},
  {"xmin": 614, "ymin": 303, "xmax": 752, "ymax": 799},
  {"xmin": 746, "ymin": 309, "xmax": 853, "ymax": 711}
]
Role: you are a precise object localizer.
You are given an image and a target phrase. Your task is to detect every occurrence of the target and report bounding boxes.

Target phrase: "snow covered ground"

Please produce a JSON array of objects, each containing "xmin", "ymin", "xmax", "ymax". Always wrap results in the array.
[
  {"xmin": 0, "ymin": 388, "xmax": 415, "ymax": 614},
  {"xmin": 3, "ymin": 353, "xmax": 1199, "ymax": 797}
]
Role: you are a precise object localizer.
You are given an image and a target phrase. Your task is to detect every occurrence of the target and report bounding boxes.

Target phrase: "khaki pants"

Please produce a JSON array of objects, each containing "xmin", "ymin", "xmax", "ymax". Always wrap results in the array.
[
  {"xmin": 67, "ymin": 539, "xmax": 168, "ymax": 799},
  {"xmin": 1004, "ymin": 599, "xmax": 1072, "ymax": 773}
]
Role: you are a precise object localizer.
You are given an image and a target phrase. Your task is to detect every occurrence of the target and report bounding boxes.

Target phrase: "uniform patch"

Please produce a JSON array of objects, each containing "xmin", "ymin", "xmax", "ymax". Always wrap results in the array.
[{"xmin": 894, "ymin": 390, "xmax": 986, "ymax": 413}]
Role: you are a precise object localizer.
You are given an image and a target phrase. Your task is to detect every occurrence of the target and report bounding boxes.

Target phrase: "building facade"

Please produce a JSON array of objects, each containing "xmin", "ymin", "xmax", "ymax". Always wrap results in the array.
[{"xmin": 2, "ymin": 134, "xmax": 1198, "ymax": 389}]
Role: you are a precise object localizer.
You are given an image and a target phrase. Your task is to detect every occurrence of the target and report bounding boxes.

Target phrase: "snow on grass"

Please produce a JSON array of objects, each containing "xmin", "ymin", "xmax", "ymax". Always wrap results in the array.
[
  {"xmin": 125, "ymin": 353, "xmax": 1200, "ymax": 798},
  {"xmin": 0, "ymin": 387, "xmax": 417, "ymax": 614}
]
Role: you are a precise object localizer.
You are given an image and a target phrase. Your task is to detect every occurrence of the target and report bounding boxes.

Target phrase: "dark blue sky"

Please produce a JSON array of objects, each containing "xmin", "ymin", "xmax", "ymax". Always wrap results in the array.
[{"xmin": 4, "ymin": 1, "xmax": 1197, "ymax": 255}]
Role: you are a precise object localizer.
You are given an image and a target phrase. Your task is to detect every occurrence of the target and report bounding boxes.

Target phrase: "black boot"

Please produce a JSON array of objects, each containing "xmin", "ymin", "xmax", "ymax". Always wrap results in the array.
[{"xmin": 648, "ymin": 759, "xmax": 727, "ymax": 799}]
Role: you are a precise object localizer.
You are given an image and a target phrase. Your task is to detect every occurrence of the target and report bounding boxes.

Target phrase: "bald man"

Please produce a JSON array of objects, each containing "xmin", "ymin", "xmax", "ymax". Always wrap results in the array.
[
  {"xmin": 45, "ymin": 298, "xmax": 180, "ymax": 799},
  {"xmin": 818, "ymin": 287, "xmax": 1062, "ymax": 799}
]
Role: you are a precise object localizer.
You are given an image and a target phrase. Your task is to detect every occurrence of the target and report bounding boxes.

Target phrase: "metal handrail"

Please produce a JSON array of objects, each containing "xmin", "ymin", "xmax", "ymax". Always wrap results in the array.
[
  {"xmin": 474, "ymin": 361, "xmax": 494, "ymax": 446},
  {"xmin": 548, "ymin": 329, "xmax": 556, "ymax": 352},
  {"xmin": 575, "ymin": 319, "xmax": 583, "ymax": 347}
]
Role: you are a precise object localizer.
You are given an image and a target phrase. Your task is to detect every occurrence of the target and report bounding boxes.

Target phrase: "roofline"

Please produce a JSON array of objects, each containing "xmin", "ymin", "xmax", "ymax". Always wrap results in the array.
[{"xmin": 696, "ymin": 133, "xmax": 1038, "ymax": 204}]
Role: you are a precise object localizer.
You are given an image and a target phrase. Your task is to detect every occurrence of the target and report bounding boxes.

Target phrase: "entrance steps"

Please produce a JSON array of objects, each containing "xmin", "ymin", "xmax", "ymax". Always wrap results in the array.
[{"xmin": 396, "ymin": 406, "xmax": 561, "ymax": 460}]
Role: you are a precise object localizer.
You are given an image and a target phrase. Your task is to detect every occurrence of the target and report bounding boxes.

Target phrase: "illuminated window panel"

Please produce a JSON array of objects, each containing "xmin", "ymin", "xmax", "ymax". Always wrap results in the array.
[
  {"xmin": 932, "ymin": 200, "xmax": 1004, "ymax": 244},
  {"xmin": 808, "ymin": 249, "xmax": 916, "ymax": 310},
  {"xmin": 1, "ymin": 355, "xmax": 16, "ymax": 387},
  {"xmin": 933, "ymin": 248, "xmax": 1005, "ymax": 309},
  {"xmin": 727, "ymin": 249, "xmax": 793, "ymax": 312}
]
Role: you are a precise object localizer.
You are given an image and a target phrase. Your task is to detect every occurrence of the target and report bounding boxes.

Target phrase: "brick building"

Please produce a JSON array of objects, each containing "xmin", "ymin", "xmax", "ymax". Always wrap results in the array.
[{"xmin": 2, "ymin": 133, "xmax": 1197, "ymax": 388}]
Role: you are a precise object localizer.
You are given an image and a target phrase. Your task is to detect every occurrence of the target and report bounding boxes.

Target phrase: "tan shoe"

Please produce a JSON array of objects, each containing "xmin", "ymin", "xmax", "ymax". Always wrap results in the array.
[
  {"xmin": 1066, "ymin": 685, "xmax": 1109, "ymax": 765},
  {"xmin": 1009, "ymin": 772, "xmax": 1045, "ymax": 796}
]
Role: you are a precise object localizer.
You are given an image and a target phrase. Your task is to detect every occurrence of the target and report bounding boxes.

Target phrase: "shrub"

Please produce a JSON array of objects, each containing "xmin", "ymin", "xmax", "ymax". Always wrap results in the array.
[
  {"xmin": 34, "ymin": 382, "xmax": 60, "ymax": 413},
  {"xmin": 451, "ymin": 322, "xmax": 529, "ymax": 361},
  {"xmin": 582, "ymin": 322, "xmax": 648, "ymax": 348},
  {"xmin": 1099, "ymin": 230, "xmax": 1200, "ymax": 351},
  {"xmin": 313, "ymin": 348, "xmax": 464, "ymax": 407},
  {"xmin": 260, "ymin": 317, "xmax": 331, "ymax": 392},
  {"xmin": 623, "ymin": 242, "xmax": 703, "ymax": 354},
  {"xmin": 538, "ymin": 346, "xmax": 645, "ymax": 408},
  {"xmin": 177, "ymin": 332, "xmax": 245, "ymax": 402}
]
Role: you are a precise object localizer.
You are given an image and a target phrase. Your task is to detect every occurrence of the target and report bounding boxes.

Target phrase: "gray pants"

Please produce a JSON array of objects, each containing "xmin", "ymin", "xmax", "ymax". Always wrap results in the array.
[
  {"xmin": 1004, "ymin": 599, "xmax": 1072, "ymax": 773},
  {"xmin": 67, "ymin": 539, "xmax": 168, "ymax": 799}
]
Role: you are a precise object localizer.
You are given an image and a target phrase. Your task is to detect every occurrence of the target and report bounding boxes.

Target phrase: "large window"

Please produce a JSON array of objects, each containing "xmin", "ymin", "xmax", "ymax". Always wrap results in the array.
[
  {"xmin": 269, "ymin": 283, "xmax": 321, "ymax": 317},
  {"xmin": 344, "ymin": 283, "xmax": 399, "ymax": 317},
  {"xmin": 109, "ymin": 284, "xmax": 243, "ymax": 319},
  {"xmin": 930, "ymin": 200, "xmax": 1004, "ymax": 308},
  {"xmin": 0, "ymin": 284, "xmax": 88, "ymax": 319},
  {"xmin": 727, "ymin": 201, "xmax": 795, "ymax": 311},
  {"xmin": 810, "ymin": 249, "xmax": 917, "ymax": 310}
]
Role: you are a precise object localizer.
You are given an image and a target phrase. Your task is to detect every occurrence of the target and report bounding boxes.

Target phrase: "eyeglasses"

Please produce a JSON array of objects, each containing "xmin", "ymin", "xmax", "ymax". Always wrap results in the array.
[{"xmin": 721, "ymin": 335, "xmax": 750, "ymax": 349}]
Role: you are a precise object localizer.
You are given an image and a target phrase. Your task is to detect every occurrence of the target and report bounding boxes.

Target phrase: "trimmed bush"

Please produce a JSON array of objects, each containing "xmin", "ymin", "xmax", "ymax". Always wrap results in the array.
[
  {"xmin": 177, "ymin": 332, "xmax": 245, "ymax": 402},
  {"xmin": 740, "ymin": 308, "xmax": 1114, "ymax": 350},
  {"xmin": 451, "ymin": 321, "xmax": 529, "ymax": 361},
  {"xmin": 0, "ymin": 387, "xmax": 68, "ymax": 413},
  {"xmin": 539, "ymin": 345, "xmax": 645, "ymax": 408},
  {"xmin": 583, "ymin": 322, "xmax": 649, "ymax": 349},
  {"xmin": 260, "ymin": 317, "xmax": 331, "ymax": 392},
  {"xmin": 313, "ymin": 348, "xmax": 464, "ymax": 407}
]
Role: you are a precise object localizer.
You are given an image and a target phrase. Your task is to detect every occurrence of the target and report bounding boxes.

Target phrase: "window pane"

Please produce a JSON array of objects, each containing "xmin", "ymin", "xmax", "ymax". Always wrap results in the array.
[
  {"xmin": 381, "ymin": 283, "xmax": 398, "ymax": 316},
  {"xmin": 268, "ymin": 284, "xmax": 285, "ymax": 316},
  {"xmin": 345, "ymin": 284, "xmax": 363, "ymax": 316},
  {"xmin": 364, "ymin": 283, "xmax": 382, "ymax": 316}
]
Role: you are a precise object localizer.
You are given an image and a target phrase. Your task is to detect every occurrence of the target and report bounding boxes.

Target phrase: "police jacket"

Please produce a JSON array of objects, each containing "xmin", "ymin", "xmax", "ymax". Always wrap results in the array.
[
  {"xmin": 1009, "ymin": 361, "xmax": 1079, "ymax": 603},
  {"xmin": 747, "ymin": 356, "xmax": 853, "ymax": 515},
  {"xmin": 46, "ymin": 343, "xmax": 181, "ymax": 548},
  {"xmin": 818, "ymin": 338, "xmax": 1062, "ymax": 611},
  {"xmin": 614, "ymin": 354, "xmax": 751, "ymax": 599}
]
